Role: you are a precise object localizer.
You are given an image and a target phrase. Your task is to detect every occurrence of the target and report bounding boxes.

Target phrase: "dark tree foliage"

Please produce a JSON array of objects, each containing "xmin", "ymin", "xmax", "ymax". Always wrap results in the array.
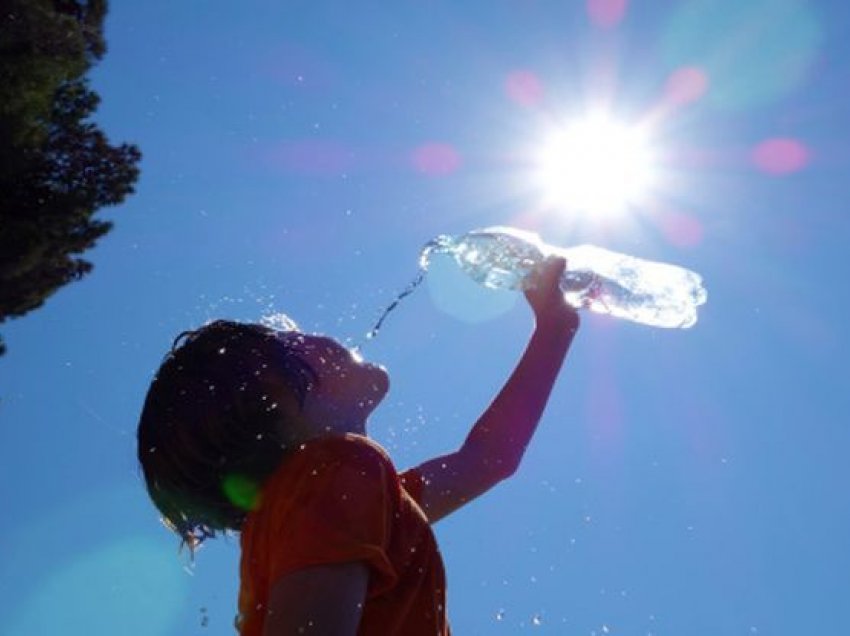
[{"xmin": 0, "ymin": 0, "xmax": 141, "ymax": 356}]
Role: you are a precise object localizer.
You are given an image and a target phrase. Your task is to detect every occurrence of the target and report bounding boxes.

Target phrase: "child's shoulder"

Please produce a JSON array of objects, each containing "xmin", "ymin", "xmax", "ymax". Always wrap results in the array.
[
  {"xmin": 305, "ymin": 432, "xmax": 390, "ymax": 459},
  {"xmin": 277, "ymin": 433, "xmax": 396, "ymax": 481},
  {"xmin": 257, "ymin": 434, "xmax": 399, "ymax": 512}
]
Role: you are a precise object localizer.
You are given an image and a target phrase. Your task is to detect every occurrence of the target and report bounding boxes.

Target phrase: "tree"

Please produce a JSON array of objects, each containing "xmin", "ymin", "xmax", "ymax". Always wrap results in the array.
[{"xmin": 0, "ymin": 0, "xmax": 141, "ymax": 356}]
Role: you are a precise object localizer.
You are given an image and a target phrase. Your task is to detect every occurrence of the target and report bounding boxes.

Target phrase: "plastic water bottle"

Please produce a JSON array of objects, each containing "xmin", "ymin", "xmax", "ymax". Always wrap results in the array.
[{"xmin": 420, "ymin": 226, "xmax": 708, "ymax": 328}]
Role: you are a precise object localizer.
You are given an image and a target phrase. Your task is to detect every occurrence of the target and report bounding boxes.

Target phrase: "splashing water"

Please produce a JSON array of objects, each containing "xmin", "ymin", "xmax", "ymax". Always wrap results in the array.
[
  {"xmin": 260, "ymin": 312, "xmax": 299, "ymax": 332},
  {"xmin": 363, "ymin": 235, "xmax": 453, "ymax": 342}
]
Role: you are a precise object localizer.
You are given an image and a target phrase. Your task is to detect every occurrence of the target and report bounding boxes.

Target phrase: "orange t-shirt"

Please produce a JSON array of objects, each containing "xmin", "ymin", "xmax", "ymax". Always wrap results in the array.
[{"xmin": 238, "ymin": 434, "xmax": 449, "ymax": 635}]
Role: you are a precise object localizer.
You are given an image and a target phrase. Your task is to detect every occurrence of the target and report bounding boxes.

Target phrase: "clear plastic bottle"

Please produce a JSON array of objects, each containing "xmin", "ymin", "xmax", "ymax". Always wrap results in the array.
[{"xmin": 420, "ymin": 226, "xmax": 708, "ymax": 328}]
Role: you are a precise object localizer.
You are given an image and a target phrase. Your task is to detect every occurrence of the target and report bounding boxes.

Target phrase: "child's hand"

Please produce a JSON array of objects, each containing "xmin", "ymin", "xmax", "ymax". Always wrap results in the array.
[{"xmin": 524, "ymin": 256, "xmax": 580, "ymax": 331}]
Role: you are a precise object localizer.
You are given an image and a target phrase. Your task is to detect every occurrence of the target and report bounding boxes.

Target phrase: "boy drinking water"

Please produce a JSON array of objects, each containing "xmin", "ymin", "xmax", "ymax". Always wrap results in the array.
[{"xmin": 137, "ymin": 256, "xmax": 579, "ymax": 635}]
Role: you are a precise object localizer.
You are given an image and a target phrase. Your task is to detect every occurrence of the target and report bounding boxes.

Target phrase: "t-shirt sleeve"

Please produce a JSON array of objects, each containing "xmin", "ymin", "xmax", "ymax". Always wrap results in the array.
[{"xmin": 264, "ymin": 438, "xmax": 398, "ymax": 598}]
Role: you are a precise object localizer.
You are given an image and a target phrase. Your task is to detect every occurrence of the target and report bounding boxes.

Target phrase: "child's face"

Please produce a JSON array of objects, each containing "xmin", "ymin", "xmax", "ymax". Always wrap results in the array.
[{"xmin": 277, "ymin": 332, "xmax": 389, "ymax": 438}]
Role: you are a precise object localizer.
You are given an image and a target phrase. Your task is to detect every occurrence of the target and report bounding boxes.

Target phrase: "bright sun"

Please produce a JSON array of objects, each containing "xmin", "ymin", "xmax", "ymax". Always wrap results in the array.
[{"xmin": 533, "ymin": 114, "xmax": 656, "ymax": 216}]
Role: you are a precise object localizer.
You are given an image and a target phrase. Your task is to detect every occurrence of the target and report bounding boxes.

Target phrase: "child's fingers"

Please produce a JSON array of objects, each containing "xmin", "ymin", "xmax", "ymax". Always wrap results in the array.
[
  {"xmin": 525, "ymin": 256, "xmax": 578, "ymax": 326},
  {"xmin": 536, "ymin": 256, "xmax": 566, "ymax": 291},
  {"xmin": 525, "ymin": 256, "xmax": 565, "ymax": 303},
  {"xmin": 545, "ymin": 256, "xmax": 567, "ymax": 282}
]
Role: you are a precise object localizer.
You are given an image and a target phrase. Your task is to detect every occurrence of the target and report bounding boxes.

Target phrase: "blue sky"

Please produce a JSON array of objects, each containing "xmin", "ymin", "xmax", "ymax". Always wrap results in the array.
[{"xmin": 2, "ymin": 0, "xmax": 849, "ymax": 634}]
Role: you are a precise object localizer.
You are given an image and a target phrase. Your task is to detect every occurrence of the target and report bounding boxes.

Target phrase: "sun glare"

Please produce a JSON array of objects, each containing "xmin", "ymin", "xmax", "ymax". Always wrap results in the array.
[{"xmin": 534, "ymin": 114, "xmax": 656, "ymax": 216}]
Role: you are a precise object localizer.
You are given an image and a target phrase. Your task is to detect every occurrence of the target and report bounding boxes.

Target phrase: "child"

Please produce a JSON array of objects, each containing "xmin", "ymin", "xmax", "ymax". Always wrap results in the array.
[{"xmin": 137, "ymin": 256, "xmax": 579, "ymax": 635}]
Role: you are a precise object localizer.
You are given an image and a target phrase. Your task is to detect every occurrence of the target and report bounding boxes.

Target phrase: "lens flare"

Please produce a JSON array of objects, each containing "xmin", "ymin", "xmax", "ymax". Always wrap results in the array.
[
  {"xmin": 411, "ymin": 142, "xmax": 462, "ymax": 176},
  {"xmin": 587, "ymin": 0, "xmax": 629, "ymax": 28},
  {"xmin": 222, "ymin": 474, "xmax": 262, "ymax": 511},
  {"xmin": 533, "ymin": 114, "xmax": 656, "ymax": 216},
  {"xmin": 752, "ymin": 138, "xmax": 810, "ymax": 175},
  {"xmin": 665, "ymin": 66, "xmax": 710, "ymax": 106},
  {"xmin": 660, "ymin": 0, "xmax": 823, "ymax": 110},
  {"xmin": 656, "ymin": 210, "xmax": 705, "ymax": 247},
  {"xmin": 505, "ymin": 70, "xmax": 544, "ymax": 107}
]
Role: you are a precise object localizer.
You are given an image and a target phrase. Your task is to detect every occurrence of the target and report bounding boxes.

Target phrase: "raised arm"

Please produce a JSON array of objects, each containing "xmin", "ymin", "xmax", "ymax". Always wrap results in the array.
[{"xmin": 411, "ymin": 257, "xmax": 579, "ymax": 524}]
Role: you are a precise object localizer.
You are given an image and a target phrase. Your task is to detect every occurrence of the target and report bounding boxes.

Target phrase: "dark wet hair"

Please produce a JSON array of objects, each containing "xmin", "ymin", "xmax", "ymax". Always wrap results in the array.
[{"xmin": 137, "ymin": 319, "xmax": 317, "ymax": 551}]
